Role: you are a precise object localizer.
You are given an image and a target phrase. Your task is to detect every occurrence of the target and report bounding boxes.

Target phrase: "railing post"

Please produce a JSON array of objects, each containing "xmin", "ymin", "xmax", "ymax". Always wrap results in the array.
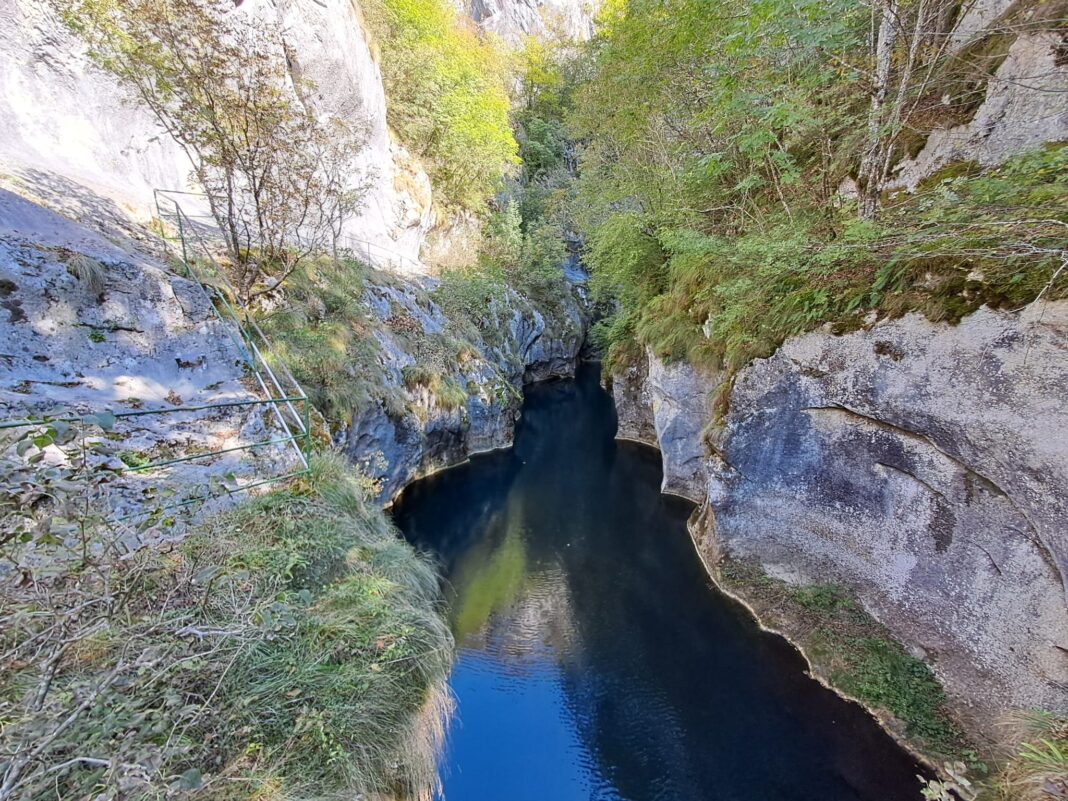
[
  {"xmin": 303, "ymin": 398, "xmax": 311, "ymax": 459},
  {"xmin": 176, "ymin": 208, "xmax": 189, "ymax": 266}
]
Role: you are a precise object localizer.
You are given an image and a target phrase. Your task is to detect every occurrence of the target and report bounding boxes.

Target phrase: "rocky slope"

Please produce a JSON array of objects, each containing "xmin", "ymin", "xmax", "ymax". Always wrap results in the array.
[
  {"xmin": 340, "ymin": 269, "xmax": 589, "ymax": 501},
  {"xmin": 1, "ymin": 180, "xmax": 588, "ymax": 519},
  {"xmin": 610, "ymin": 305, "xmax": 1068, "ymax": 743},
  {"xmin": 823, "ymin": 0, "xmax": 1068, "ymax": 195},
  {"xmin": 0, "ymin": 188, "xmax": 301, "ymax": 530}
]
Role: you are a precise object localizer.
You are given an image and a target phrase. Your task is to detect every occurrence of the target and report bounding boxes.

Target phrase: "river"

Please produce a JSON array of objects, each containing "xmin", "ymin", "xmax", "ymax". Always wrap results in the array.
[{"xmin": 391, "ymin": 362, "xmax": 924, "ymax": 801}]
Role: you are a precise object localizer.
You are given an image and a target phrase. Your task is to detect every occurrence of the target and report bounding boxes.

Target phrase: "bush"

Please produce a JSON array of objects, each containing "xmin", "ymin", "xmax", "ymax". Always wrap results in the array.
[{"xmin": 594, "ymin": 146, "xmax": 1068, "ymax": 394}]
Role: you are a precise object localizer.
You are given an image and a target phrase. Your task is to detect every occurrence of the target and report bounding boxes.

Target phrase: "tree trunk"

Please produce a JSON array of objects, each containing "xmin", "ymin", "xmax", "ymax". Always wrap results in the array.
[{"xmin": 858, "ymin": 0, "xmax": 898, "ymax": 220}]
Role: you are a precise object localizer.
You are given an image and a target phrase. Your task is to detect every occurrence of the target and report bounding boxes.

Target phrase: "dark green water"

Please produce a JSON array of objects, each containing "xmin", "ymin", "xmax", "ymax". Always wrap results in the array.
[{"xmin": 391, "ymin": 362, "xmax": 924, "ymax": 801}]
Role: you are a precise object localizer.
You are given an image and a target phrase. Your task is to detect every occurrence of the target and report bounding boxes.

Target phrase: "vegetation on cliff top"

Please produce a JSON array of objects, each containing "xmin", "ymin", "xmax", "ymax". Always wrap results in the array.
[
  {"xmin": 361, "ymin": 0, "xmax": 519, "ymax": 213},
  {"xmin": 563, "ymin": 0, "xmax": 1067, "ymax": 382}
]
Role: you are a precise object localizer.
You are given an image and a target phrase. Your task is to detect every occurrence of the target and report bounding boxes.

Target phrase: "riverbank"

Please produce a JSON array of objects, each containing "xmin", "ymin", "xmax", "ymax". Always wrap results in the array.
[{"xmin": 687, "ymin": 541, "xmax": 977, "ymax": 768}]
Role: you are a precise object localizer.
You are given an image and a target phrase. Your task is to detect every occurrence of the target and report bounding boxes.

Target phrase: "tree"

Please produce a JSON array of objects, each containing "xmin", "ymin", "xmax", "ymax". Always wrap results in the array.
[
  {"xmin": 61, "ymin": 0, "xmax": 369, "ymax": 302},
  {"xmin": 360, "ymin": 0, "xmax": 519, "ymax": 214}
]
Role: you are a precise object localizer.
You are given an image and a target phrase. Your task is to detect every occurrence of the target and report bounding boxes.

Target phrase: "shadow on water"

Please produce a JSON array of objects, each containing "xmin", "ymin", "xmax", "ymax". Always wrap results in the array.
[{"xmin": 392, "ymin": 362, "xmax": 925, "ymax": 801}]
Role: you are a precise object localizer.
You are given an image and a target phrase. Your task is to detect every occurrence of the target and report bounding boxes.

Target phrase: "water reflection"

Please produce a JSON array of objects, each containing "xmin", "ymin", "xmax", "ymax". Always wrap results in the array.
[{"xmin": 392, "ymin": 363, "xmax": 923, "ymax": 801}]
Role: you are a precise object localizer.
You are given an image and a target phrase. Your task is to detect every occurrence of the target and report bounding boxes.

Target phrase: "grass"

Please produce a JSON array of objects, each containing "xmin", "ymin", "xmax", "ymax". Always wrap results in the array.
[
  {"xmin": 990, "ymin": 711, "xmax": 1068, "ymax": 801},
  {"xmin": 0, "ymin": 453, "xmax": 453, "ymax": 801},
  {"xmin": 601, "ymin": 145, "xmax": 1068, "ymax": 397},
  {"xmin": 65, "ymin": 253, "xmax": 106, "ymax": 294},
  {"xmin": 256, "ymin": 257, "xmax": 406, "ymax": 425},
  {"xmin": 716, "ymin": 559, "xmax": 975, "ymax": 763}
]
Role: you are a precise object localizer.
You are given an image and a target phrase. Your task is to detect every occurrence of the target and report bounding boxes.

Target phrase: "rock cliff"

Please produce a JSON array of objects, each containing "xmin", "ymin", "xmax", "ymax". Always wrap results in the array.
[
  {"xmin": 461, "ymin": 0, "xmax": 599, "ymax": 44},
  {"xmin": 1, "ymin": 180, "xmax": 588, "ymax": 516},
  {"xmin": 611, "ymin": 305, "xmax": 1068, "ymax": 742},
  {"xmin": 342, "ymin": 270, "xmax": 589, "ymax": 501},
  {"xmin": 889, "ymin": 0, "xmax": 1068, "ymax": 190},
  {"xmin": 0, "ymin": 0, "xmax": 435, "ymax": 268}
]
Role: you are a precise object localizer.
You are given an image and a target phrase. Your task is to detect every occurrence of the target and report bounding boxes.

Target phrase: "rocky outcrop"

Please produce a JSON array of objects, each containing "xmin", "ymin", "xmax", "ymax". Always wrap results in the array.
[
  {"xmin": 342, "ymin": 272, "xmax": 589, "ymax": 501},
  {"xmin": 0, "ymin": 0, "xmax": 435, "ymax": 268},
  {"xmin": 0, "ymin": 188, "xmax": 299, "ymax": 523},
  {"xmin": 890, "ymin": 2, "xmax": 1068, "ymax": 189},
  {"xmin": 462, "ymin": 0, "xmax": 599, "ymax": 44},
  {"xmin": 612, "ymin": 306, "xmax": 1068, "ymax": 742},
  {"xmin": 610, "ymin": 350, "xmax": 714, "ymax": 501}
]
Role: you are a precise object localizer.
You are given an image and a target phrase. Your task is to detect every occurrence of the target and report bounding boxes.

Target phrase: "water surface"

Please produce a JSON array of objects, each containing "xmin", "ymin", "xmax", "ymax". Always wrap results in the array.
[{"xmin": 392, "ymin": 363, "xmax": 923, "ymax": 801}]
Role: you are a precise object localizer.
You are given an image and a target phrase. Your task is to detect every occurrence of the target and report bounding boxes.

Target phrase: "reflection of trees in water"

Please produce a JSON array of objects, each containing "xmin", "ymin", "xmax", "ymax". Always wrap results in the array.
[
  {"xmin": 448, "ymin": 481, "xmax": 579, "ymax": 663},
  {"xmin": 474, "ymin": 567, "xmax": 578, "ymax": 666},
  {"xmin": 398, "ymin": 367, "xmax": 925, "ymax": 801}
]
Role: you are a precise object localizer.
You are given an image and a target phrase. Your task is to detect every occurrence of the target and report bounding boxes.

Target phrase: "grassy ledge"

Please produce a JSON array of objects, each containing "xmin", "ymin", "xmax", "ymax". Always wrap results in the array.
[
  {"xmin": 705, "ymin": 557, "xmax": 1068, "ymax": 799},
  {"xmin": 0, "ymin": 454, "xmax": 453, "ymax": 801},
  {"xmin": 713, "ymin": 560, "xmax": 974, "ymax": 762}
]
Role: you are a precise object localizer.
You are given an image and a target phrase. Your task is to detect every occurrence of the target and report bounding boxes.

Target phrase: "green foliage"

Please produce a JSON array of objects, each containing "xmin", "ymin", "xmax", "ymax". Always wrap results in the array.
[
  {"xmin": 791, "ymin": 583, "xmax": 853, "ymax": 613},
  {"xmin": 257, "ymin": 257, "xmax": 404, "ymax": 426},
  {"xmin": 828, "ymin": 636, "xmax": 963, "ymax": 753},
  {"xmin": 63, "ymin": 0, "xmax": 367, "ymax": 301},
  {"xmin": 435, "ymin": 377, "xmax": 468, "ymax": 410},
  {"xmin": 920, "ymin": 761, "xmax": 980, "ymax": 801},
  {"xmin": 0, "ymin": 449, "xmax": 452, "ymax": 800},
  {"xmin": 569, "ymin": 0, "xmax": 1068, "ymax": 395},
  {"xmin": 362, "ymin": 0, "xmax": 518, "ymax": 212},
  {"xmin": 589, "ymin": 144, "xmax": 1068, "ymax": 387},
  {"xmin": 402, "ymin": 363, "xmax": 436, "ymax": 390},
  {"xmin": 400, "ymin": 365, "xmax": 468, "ymax": 410}
]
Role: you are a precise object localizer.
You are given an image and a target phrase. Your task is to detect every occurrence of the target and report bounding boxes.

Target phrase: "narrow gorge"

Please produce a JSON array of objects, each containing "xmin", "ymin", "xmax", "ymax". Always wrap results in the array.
[{"xmin": 0, "ymin": 0, "xmax": 1065, "ymax": 799}]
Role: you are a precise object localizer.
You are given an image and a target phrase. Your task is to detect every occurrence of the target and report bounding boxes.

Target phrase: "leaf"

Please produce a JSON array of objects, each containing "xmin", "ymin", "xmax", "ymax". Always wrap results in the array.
[
  {"xmin": 83, "ymin": 411, "xmax": 117, "ymax": 431},
  {"xmin": 178, "ymin": 768, "xmax": 203, "ymax": 790}
]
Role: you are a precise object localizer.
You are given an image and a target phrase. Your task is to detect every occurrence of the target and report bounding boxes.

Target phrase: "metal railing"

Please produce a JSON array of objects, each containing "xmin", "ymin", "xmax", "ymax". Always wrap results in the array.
[
  {"xmin": 151, "ymin": 190, "xmax": 313, "ymax": 473},
  {"xmin": 1, "ymin": 193, "xmax": 318, "ymax": 525},
  {"xmin": 152, "ymin": 188, "xmax": 426, "ymax": 275}
]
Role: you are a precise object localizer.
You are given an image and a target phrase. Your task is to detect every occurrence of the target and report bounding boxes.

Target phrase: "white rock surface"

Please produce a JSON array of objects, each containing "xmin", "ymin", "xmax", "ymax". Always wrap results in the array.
[
  {"xmin": 611, "ymin": 349, "xmax": 714, "ymax": 501},
  {"xmin": 0, "ymin": 188, "xmax": 299, "ymax": 522},
  {"xmin": 0, "ymin": 0, "xmax": 434, "ymax": 270},
  {"xmin": 613, "ymin": 306, "xmax": 1068, "ymax": 741},
  {"xmin": 463, "ymin": 0, "xmax": 599, "ymax": 44},
  {"xmin": 891, "ymin": 29, "xmax": 1068, "ymax": 189}
]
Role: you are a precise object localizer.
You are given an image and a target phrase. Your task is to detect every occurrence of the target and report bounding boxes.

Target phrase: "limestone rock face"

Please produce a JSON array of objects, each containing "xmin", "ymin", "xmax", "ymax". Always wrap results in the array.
[
  {"xmin": 341, "ymin": 272, "xmax": 590, "ymax": 501},
  {"xmin": 0, "ymin": 188, "xmax": 299, "ymax": 523},
  {"xmin": 610, "ymin": 351, "xmax": 714, "ymax": 501},
  {"xmin": 611, "ymin": 306, "xmax": 1068, "ymax": 740},
  {"xmin": 891, "ymin": 19, "xmax": 1068, "ymax": 189},
  {"xmin": 609, "ymin": 354, "xmax": 656, "ymax": 446},
  {"xmin": 646, "ymin": 354, "xmax": 716, "ymax": 502},
  {"xmin": 462, "ymin": 0, "xmax": 599, "ymax": 44},
  {"xmin": 0, "ymin": 0, "xmax": 434, "ymax": 268}
]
